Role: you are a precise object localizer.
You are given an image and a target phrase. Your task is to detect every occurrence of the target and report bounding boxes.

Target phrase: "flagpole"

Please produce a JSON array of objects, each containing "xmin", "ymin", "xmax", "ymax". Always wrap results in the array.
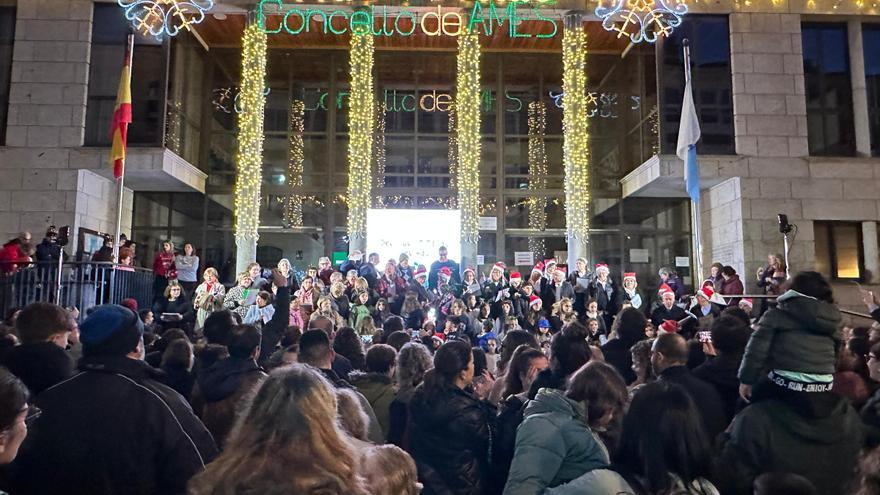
[
  {"xmin": 683, "ymin": 38, "xmax": 704, "ymax": 285},
  {"xmin": 113, "ymin": 32, "xmax": 134, "ymax": 264}
]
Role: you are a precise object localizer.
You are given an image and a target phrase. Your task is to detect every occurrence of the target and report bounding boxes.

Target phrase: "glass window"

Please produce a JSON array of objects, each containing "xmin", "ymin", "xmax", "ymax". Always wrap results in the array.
[
  {"xmin": 86, "ymin": 3, "xmax": 166, "ymax": 146},
  {"xmin": 865, "ymin": 24, "xmax": 880, "ymax": 157},
  {"xmin": 814, "ymin": 221, "xmax": 863, "ymax": 280},
  {"xmin": 802, "ymin": 23, "xmax": 855, "ymax": 156},
  {"xmin": 0, "ymin": 6, "xmax": 14, "ymax": 145},
  {"xmin": 660, "ymin": 15, "xmax": 734, "ymax": 155}
]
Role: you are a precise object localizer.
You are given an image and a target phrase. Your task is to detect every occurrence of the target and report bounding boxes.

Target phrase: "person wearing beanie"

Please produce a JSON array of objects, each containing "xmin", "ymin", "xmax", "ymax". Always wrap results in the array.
[
  {"xmin": 34, "ymin": 226, "xmax": 63, "ymax": 263},
  {"xmin": 8, "ymin": 304, "xmax": 218, "ymax": 495}
]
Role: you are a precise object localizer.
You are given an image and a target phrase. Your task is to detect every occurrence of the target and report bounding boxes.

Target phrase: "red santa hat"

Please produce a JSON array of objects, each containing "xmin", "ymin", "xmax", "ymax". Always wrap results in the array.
[
  {"xmin": 623, "ymin": 272, "xmax": 637, "ymax": 283},
  {"xmin": 696, "ymin": 286, "xmax": 714, "ymax": 302},
  {"xmin": 529, "ymin": 295, "xmax": 542, "ymax": 308},
  {"xmin": 595, "ymin": 263, "xmax": 610, "ymax": 274},
  {"xmin": 439, "ymin": 267, "xmax": 453, "ymax": 280},
  {"xmin": 431, "ymin": 332, "xmax": 446, "ymax": 343},
  {"xmin": 702, "ymin": 279, "xmax": 715, "ymax": 289},
  {"xmin": 510, "ymin": 271, "xmax": 522, "ymax": 282},
  {"xmin": 739, "ymin": 298, "xmax": 754, "ymax": 309},
  {"xmin": 658, "ymin": 284, "xmax": 674, "ymax": 297},
  {"xmin": 414, "ymin": 265, "xmax": 427, "ymax": 278},
  {"xmin": 556, "ymin": 266, "xmax": 567, "ymax": 275},
  {"xmin": 544, "ymin": 259, "xmax": 557, "ymax": 267},
  {"xmin": 463, "ymin": 266, "xmax": 476, "ymax": 277},
  {"xmin": 532, "ymin": 261, "xmax": 545, "ymax": 274},
  {"xmin": 491, "ymin": 262, "xmax": 506, "ymax": 273},
  {"xmin": 659, "ymin": 319, "xmax": 680, "ymax": 334}
]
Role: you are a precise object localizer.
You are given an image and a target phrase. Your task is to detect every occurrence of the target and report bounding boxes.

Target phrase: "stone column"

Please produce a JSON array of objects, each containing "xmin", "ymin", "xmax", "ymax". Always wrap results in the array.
[
  {"xmin": 849, "ymin": 19, "xmax": 872, "ymax": 158},
  {"xmin": 863, "ymin": 222, "xmax": 879, "ymax": 284}
]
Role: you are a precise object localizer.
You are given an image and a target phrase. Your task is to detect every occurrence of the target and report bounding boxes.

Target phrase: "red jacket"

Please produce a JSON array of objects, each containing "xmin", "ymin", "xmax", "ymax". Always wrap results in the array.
[
  {"xmin": 0, "ymin": 242, "xmax": 29, "ymax": 274},
  {"xmin": 152, "ymin": 251, "xmax": 177, "ymax": 279}
]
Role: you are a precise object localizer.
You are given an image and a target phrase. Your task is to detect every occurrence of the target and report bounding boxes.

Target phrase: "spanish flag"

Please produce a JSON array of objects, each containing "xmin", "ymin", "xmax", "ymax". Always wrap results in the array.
[{"xmin": 109, "ymin": 43, "xmax": 132, "ymax": 180}]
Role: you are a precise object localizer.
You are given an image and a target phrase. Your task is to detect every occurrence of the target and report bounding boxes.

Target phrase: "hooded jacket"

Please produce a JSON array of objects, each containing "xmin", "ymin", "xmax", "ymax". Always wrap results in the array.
[
  {"xmin": 503, "ymin": 388, "xmax": 609, "ymax": 495},
  {"xmin": 738, "ymin": 290, "xmax": 841, "ymax": 386},
  {"xmin": 409, "ymin": 381, "xmax": 496, "ymax": 495},
  {"xmin": 193, "ymin": 356, "xmax": 266, "ymax": 448},
  {"xmin": 716, "ymin": 392, "xmax": 863, "ymax": 495},
  {"xmin": 349, "ymin": 371, "xmax": 396, "ymax": 439},
  {"xmin": 8, "ymin": 355, "xmax": 217, "ymax": 495},
  {"xmin": 0, "ymin": 341, "xmax": 74, "ymax": 395}
]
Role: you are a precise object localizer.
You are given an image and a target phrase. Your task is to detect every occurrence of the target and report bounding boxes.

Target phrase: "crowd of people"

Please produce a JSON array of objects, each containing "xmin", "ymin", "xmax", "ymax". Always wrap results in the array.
[{"xmin": 2, "ymin": 243, "xmax": 880, "ymax": 494}]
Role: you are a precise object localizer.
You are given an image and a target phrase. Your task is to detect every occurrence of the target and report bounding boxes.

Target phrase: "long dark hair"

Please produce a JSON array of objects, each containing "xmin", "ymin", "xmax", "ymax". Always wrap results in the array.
[
  {"xmin": 498, "ymin": 330, "xmax": 539, "ymax": 374},
  {"xmin": 332, "ymin": 327, "xmax": 365, "ymax": 368},
  {"xmin": 612, "ymin": 381, "xmax": 713, "ymax": 494},
  {"xmin": 422, "ymin": 340, "xmax": 472, "ymax": 391},
  {"xmin": 501, "ymin": 346, "xmax": 546, "ymax": 398}
]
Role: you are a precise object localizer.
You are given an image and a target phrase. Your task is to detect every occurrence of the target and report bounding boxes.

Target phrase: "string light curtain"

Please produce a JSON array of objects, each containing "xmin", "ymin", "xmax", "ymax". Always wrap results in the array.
[
  {"xmin": 456, "ymin": 31, "xmax": 481, "ymax": 244},
  {"xmin": 347, "ymin": 28, "xmax": 375, "ymax": 242},
  {"xmin": 447, "ymin": 104, "xmax": 459, "ymax": 209},
  {"xmin": 233, "ymin": 20, "xmax": 267, "ymax": 271},
  {"xmin": 562, "ymin": 17, "xmax": 592, "ymax": 245},
  {"xmin": 284, "ymin": 99, "xmax": 305, "ymax": 227},
  {"xmin": 373, "ymin": 102, "xmax": 387, "ymax": 201},
  {"xmin": 528, "ymin": 100, "xmax": 548, "ymax": 259}
]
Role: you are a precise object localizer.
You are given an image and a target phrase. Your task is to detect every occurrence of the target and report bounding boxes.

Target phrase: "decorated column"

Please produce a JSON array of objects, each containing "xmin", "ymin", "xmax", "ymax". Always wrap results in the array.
[
  {"xmin": 233, "ymin": 17, "xmax": 268, "ymax": 273},
  {"xmin": 283, "ymin": 99, "xmax": 305, "ymax": 228},
  {"xmin": 562, "ymin": 12, "xmax": 591, "ymax": 268},
  {"xmin": 528, "ymin": 100, "xmax": 548, "ymax": 259},
  {"xmin": 456, "ymin": 31, "xmax": 481, "ymax": 268},
  {"xmin": 347, "ymin": 26, "xmax": 375, "ymax": 255}
]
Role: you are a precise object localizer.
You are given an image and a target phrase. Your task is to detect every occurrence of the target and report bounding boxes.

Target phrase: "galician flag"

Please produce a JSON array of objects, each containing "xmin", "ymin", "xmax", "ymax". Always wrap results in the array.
[
  {"xmin": 677, "ymin": 78, "xmax": 701, "ymax": 203},
  {"xmin": 109, "ymin": 48, "xmax": 132, "ymax": 180}
]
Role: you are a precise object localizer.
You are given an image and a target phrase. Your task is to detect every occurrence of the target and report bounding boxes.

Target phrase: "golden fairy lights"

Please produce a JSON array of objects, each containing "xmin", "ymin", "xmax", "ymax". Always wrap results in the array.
[
  {"xmin": 284, "ymin": 99, "xmax": 305, "ymax": 227},
  {"xmin": 456, "ymin": 31, "xmax": 482, "ymax": 244},
  {"xmin": 233, "ymin": 21, "xmax": 267, "ymax": 248},
  {"xmin": 562, "ymin": 19, "xmax": 591, "ymax": 241},
  {"xmin": 447, "ymin": 105, "xmax": 459, "ymax": 208},
  {"xmin": 373, "ymin": 102, "xmax": 387, "ymax": 196},
  {"xmin": 527, "ymin": 100, "xmax": 548, "ymax": 258},
  {"xmin": 347, "ymin": 29, "xmax": 375, "ymax": 241}
]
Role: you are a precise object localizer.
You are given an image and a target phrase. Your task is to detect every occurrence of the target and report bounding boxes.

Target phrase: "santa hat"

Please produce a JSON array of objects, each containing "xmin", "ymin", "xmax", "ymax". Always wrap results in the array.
[
  {"xmin": 491, "ymin": 262, "xmax": 506, "ymax": 273},
  {"xmin": 431, "ymin": 333, "xmax": 446, "ymax": 343},
  {"xmin": 595, "ymin": 263, "xmax": 610, "ymax": 274},
  {"xmin": 529, "ymin": 295, "xmax": 542, "ymax": 308},
  {"xmin": 532, "ymin": 261, "xmax": 545, "ymax": 274},
  {"xmin": 696, "ymin": 286, "xmax": 714, "ymax": 302},
  {"xmin": 623, "ymin": 272, "xmax": 637, "ymax": 283},
  {"xmin": 659, "ymin": 319, "xmax": 680, "ymax": 334},
  {"xmin": 414, "ymin": 265, "xmax": 427, "ymax": 278},
  {"xmin": 702, "ymin": 279, "xmax": 715, "ymax": 288},
  {"xmin": 544, "ymin": 259, "xmax": 557, "ymax": 267},
  {"xmin": 439, "ymin": 267, "xmax": 453, "ymax": 280},
  {"xmin": 555, "ymin": 266, "xmax": 567, "ymax": 275},
  {"xmin": 658, "ymin": 284, "xmax": 674, "ymax": 297},
  {"xmin": 576, "ymin": 257, "xmax": 587, "ymax": 265},
  {"xmin": 463, "ymin": 266, "xmax": 476, "ymax": 277},
  {"xmin": 510, "ymin": 271, "xmax": 522, "ymax": 282},
  {"xmin": 739, "ymin": 298, "xmax": 754, "ymax": 309}
]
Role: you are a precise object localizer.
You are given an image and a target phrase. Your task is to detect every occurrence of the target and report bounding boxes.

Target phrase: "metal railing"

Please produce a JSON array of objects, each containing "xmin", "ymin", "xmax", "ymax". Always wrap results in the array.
[{"xmin": 0, "ymin": 261, "xmax": 154, "ymax": 319}]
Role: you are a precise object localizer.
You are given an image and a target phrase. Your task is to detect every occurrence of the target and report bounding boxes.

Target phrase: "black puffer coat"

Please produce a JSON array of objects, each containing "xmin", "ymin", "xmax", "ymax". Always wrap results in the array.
[{"xmin": 408, "ymin": 381, "xmax": 496, "ymax": 495}]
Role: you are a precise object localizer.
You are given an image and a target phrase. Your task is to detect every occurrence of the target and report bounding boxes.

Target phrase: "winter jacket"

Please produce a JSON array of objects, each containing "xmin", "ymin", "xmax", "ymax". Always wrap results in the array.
[
  {"xmin": 544, "ymin": 469, "xmax": 719, "ymax": 495},
  {"xmin": 350, "ymin": 371, "xmax": 396, "ymax": 439},
  {"xmin": 409, "ymin": 279, "xmax": 431, "ymax": 304},
  {"xmin": 258, "ymin": 286, "xmax": 290, "ymax": 364},
  {"xmin": 152, "ymin": 251, "xmax": 177, "ymax": 279},
  {"xmin": 650, "ymin": 303, "xmax": 689, "ymax": 327},
  {"xmin": 161, "ymin": 363, "xmax": 195, "ymax": 402},
  {"xmin": 192, "ymin": 356, "xmax": 266, "ymax": 448},
  {"xmin": 8, "ymin": 355, "xmax": 217, "ymax": 495},
  {"xmin": 541, "ymin": 281, "xmax": 575, "ymax": 313},
  {"xmin": 693, "ymin": 353, "xmax": 744, "ymax": 422},
  {"xmin": 359, "ymin": 263, "xmax": 380, "ymax": 289},
  {"xmin": 588, "ymin": 279, "xmax": 617, "ymax": 317},
  {"xmin": 738, "ymin": 290, "xmax": 841, "ymax": 386},
  {"xmin": 409, "ymin": 381, "xmax": 496, "ymax": 495},
  {"xmin": 34, "ymin": 239, "xmax": 62, "ymax": 262},
  {"xmin": 0, "ymin": 241, "xmax": 28, "ymax": 273},
  {"xmin": 861, "ymin": 387, "xmax": 880, "ymax": 447},
  {"xmin": 719, "ymin": 274, "xmax": 744, "ymax": 306},
  {"xmin": 320, "ymin": 368, "xmax": 384, "ymax": 443},
  {"xmin": 664, "ymin": 275, "xmax": 685, "ymax": 300},
  {"xmin": 504, "ymin": 388, "xmax": 610, "ymax": 495},
  {"xmin": 377, "ymin": 274, "xmax": 408, "ymax": 304},
  {"xmin": 716, "ymin": 392, "xmax": 863, "ymax": 495},
  {"xmin": 332, "ymin": 293, "xmax": 351, "ymax": 321},
  {"xmin": 615, "ymin": 288, "xmax": 645, "ymax": 312},
  {"xmin": 0, "ymin": 342, "xmax": 74, "ymax": 395},
  {"xmin": 349, "ymin": 301, "xmax": 372, "ymax": 332},
  {"xmin": 153, "ymin": 295, "xmax": 195, "ymax": 330},
  {"xmin": 658, "ymin": 366, "xmax": 728, "ymax": 440},
  {"xmin": 223, "ymin": 285, "xmax": 253, "ymax": 320}
]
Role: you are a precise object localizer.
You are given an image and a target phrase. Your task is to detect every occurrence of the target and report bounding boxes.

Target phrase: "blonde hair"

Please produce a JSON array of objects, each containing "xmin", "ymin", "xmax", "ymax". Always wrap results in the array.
[
  {"xmin": 354, "ymin": 277, "xmax": 369, "ymax": 292},
  {"xmin": 551, "ymin": 297, "xmax": 574, "ymax": 317},
  {"xmin": 203, "ymin": 267, "xmax": 219, "ymax": 281},
  {"xmin": 236, "ymin": 271, "xmax": 251, "ymax": 285},
  {"xmin": 336, "ymin": 388, "xmax": 369, "ymax": 441},
  {"xmin": 360, "ymin": 445, "xmax": 421, "ymax": 495},
  {"xmin": 164, "ymin": 280, "xmax": 183, "ymax": 298},
  {"xmin": 189, "ymin": 365, "xmax": 368, "ymax": 495},
  {"xmin": 330, "ymin": 281, "xmax": 346, "ymax": 296}
]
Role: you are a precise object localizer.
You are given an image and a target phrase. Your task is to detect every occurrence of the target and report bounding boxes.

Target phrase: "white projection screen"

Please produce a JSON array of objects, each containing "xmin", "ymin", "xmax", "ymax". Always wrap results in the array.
[{"xmin": 366, "ymin": 209, "xmax": 461, "ymax": 266}]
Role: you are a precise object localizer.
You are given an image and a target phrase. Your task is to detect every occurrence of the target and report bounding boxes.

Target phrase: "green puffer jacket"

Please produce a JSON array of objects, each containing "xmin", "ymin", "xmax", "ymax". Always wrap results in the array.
[
  {"xmin": 503, "ymin": 388, "xmax": 610, "ymax": 495},
  {"xmin": 738, "ymin": 290, "xmax": 841, "ymax": 386}
]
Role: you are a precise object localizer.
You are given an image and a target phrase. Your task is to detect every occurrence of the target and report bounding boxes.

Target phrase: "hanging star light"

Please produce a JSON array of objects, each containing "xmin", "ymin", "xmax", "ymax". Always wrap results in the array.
[
  {"xmin": 118, "ymin": 0, "xmax": 214, "ymax": 39},
  {"xmin": 283, "ymin": 99, "xmax": 305, "ymax": 227},
  {"xmin": 527, "ymin": 100, "xmax": 548, "ymax": 259},
  {"xmin": 347, "ymin": 26, "xmax": 375, "ymax": 241},
  {"xmin": 456, "ymin": 31, "xmax": 481, "ymax": 244},
  {"xmin": 562, "ymin": 18, "xmax": 591, "ymax": 242},
  {"xmin": 595, "ymin": 0, "xmax": 688, "ymax": 43}
]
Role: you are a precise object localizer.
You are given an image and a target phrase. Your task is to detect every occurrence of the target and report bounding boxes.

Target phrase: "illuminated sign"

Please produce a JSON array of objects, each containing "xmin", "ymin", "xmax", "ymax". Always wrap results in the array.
[{"xmin": 258, "ymin": 0, "xmax": 558, "ymax": 39}]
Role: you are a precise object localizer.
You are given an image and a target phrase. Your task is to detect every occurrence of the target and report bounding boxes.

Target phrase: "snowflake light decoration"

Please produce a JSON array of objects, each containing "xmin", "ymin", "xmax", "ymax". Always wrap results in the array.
[
  {"xmin": 595, "ymin": 0, "xmax": 688, "ymax": 43},
  {"xmin": 118, "ymin": 0, "xmax": 214, "ymax": 39}
]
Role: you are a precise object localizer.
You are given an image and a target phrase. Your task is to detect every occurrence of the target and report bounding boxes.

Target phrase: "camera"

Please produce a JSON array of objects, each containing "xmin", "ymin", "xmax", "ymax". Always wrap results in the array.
[
  {"xmin": 57, "ymin": 226, "xmax": 71, "ymax": 247},
  {"xmin": 777, "ymin": 214, "xmax": 793, "ymax": 235}
]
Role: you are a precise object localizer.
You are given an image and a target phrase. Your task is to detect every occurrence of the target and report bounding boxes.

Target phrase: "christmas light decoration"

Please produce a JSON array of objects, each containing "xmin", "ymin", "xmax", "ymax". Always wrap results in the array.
[
  {"xmin": 373, "ymin": 102, "xmax": 387, "ymax": 196},
  {"xmin": 527, "ymin": 100, "xmax": 548, "ymax": 259},
  {"xmin": 165, "ymin": 100, "xmax": 182, "ymax": 154},
  {"xmin": 233, "ymin": 21, "xmax": 267, "ymax": 258},
  {"xmin": 284, "ymin": 99, "xmax": 305, "ymax": 227},
  {"xmin": 118, "ymin": 0, "xmax": 213, "ymax": 39},
  {"xmin": 595, "ymin": 0, "xmax": 687, "ymax": 43},
  {"xmin": 562, "ymin": 18, "xmax": 591, "ymax": 242},
  {"xmin": 448, "ymin": 104, "xmax": 459, "ymax": 209},
  {"xmin": 456, "ymin": 31, "xmax": 481, "ymax": 244},
  {"xmin": 347, "ymin": 28, "xmax": 375, "ymax": 241}
]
